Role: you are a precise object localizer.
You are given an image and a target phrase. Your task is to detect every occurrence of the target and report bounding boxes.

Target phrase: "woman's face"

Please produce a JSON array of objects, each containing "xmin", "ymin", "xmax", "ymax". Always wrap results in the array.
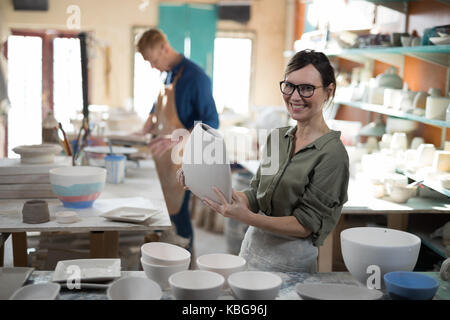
[{"xmin": 282, "ymin": 64, "xmax": 333, "ymax": 123}]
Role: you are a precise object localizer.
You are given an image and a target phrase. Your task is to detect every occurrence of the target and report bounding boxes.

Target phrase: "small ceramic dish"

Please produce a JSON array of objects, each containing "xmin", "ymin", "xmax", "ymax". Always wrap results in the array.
[
  {"xmin": 9, "ymin": 283, "xmax": 60, "ymax": 300},
  {"xmin": 107, "ymin": 276, "xmax": 162, "ymax": 300},
  {"xmin": 101, "ymin": 207, "xmax": 158, "ymax": 223},
  {"xmin": 384, "ymin": 271, "xmax": 439, "ymax": 300},
  {"xmin": 55, "ymin": 211, "xmax": 79, "ymax": 224},
  {"xmin": 296, "ymin": 283, "xmax": 383, "ymax": 300}
]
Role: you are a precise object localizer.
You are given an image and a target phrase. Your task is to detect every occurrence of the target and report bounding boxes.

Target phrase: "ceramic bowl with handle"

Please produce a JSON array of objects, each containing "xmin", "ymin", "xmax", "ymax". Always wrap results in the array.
[
  {"xmin": 49, "ymin": 166, "xmax": 106, "ymax": 209},
  {"xmin": 341, "ymin": 227, "xmax": 421, "ymax": 287}
]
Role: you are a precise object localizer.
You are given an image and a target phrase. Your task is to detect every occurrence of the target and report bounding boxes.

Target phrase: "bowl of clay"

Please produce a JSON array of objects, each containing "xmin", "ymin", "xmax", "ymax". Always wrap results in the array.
[
  {"xmin": 13, "ymin": 144, "xmax": 62, "ymax": 164},
  {"xmin": 49, "ymin": 166, "xmax": 106, "ymax": 209},
  {"xmin": 341, "ymin": 227, "xmax": 421, "ymax": 287}
]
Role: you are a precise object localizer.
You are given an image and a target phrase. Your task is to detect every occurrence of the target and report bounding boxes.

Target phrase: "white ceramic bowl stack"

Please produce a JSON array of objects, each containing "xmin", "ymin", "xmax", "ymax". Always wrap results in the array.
[
  {"xmin": 140, "ymin": 242, "xmax": 191, "ymax": 290},
  {"xmin": 341, "ymin": 227, "xmax": 421, "ymax": 287},
  {"xmin": 228, "ymin": 271, "xmax": 282, "ymax": 300},
  {"xmin": 168, "ymin": 270, "xmax": 224, "ymax": 300},
  {"xmin": 196, "ymin": 253, "xmax": 247, "ymax": 287}
]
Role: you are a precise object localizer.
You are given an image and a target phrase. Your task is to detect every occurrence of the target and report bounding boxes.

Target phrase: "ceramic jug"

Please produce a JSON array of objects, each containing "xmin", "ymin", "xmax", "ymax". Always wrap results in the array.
[
  {"xmin": 375, "ymin": 67, "xmax": 403, "ymax": 89},
  {"xmin": 182, "ymin": 123, "xmax": 232, "ymax": 204}
]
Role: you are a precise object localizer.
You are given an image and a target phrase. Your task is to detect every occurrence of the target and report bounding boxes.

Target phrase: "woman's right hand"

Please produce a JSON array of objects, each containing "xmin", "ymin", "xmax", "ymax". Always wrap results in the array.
[{"xmin": 176, "ymin": 168, "xmax": 189, "ymax": 190}]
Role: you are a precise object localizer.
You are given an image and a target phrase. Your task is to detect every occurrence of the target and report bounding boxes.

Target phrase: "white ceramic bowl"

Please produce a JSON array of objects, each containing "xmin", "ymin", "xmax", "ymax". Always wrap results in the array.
[
  {"xmin": 196, "ymin": 253, "xmax": 247, "ymax": 286},
  {"xmin": 9, "ymin": 283, "xmax": 60, "ymax": 300},
  {"xmin": 13, "ymin": 144, "xmax": 62, "ymax": 164},
  {"xmin": 49, "ymin": 166, "xmax": 107, "ymax": 209},
  {"xmin": 440, "ymin": 174, "xmax": 450, "ymax": 189},
  {"xmin": 389, "ymin": 185, "xmax": 417, "ymax": 203},
  {"xmin": 107, "ymin": 276, "xmax": 162, "ymax": 300},
  {"xmin": 169, "ymin": 270, "xmax": 224, "ymax": 300},
  {"xmin": 140, "ymin": 257, "xmax": 190, "ymax": 290},
  {"xmin": 341, "ymin": 227, "xmax": 421, "ymax": 286},
  {"xmin": 228, "ymin": 271, "xmax": 282, "ymax": 300},
  {"xmin": 141, "ymin": 242, "xmax": 191, "ymax": 266}
]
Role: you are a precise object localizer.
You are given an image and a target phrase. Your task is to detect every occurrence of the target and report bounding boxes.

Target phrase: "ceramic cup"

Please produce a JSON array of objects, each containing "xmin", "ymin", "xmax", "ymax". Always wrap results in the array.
[
  {"xmin": 427, "ymin": 88, "xmax": 442, "ymax": 97},
  {"xmin": 425, "ymin": 96, "xmax": 450, "ymax": 120},
  {"xmin": 22, "ymin": 200, "xmax": 50, "ymax": 224},
  {"xmin": 413, "ymin": 91, "xmax": 429, "ymax": 109},
  {"xmin": 390, "ymin": 132, "xmax": 408, "ymax": 151},
  {"xmin": 416, "ymin": 144, "xmax": 436, "ymax": 167},
  {"xmin": 410, "ymin": 137, "xmax": 425, "ymax": 150},
  {"xmin": 411, "ymin": 37, "xmax": 421, "ymax": 46},
  {"xmin": 401, "ymin": 36, "xmax": 412, "ymax": 47}
]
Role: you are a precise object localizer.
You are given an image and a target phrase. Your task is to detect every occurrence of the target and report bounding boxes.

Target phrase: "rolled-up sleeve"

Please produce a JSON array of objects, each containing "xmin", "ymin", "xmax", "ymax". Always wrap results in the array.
[
  {"xmin": 243, "ymin": 165, "xmax": 261, "ymax": 213},
  {"xmin": 293, "ymin": 158, "xmax": 349, "ymax": 246}
]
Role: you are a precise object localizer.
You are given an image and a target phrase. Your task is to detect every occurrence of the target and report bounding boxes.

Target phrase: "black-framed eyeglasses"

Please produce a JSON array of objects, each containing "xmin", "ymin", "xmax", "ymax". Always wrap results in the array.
[{"xmin": 279, "ymin": 81, "xmax": 323, "ymax": 98}]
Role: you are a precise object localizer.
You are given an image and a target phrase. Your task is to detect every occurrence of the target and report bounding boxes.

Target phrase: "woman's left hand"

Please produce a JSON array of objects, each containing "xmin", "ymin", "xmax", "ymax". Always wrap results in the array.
[{"xmin": 202, "ymin": 187, "xmax": 251, "ymax": 223}]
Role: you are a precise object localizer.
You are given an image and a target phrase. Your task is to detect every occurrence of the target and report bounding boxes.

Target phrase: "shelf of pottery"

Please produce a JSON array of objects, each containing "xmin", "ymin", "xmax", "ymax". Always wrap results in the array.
[{"xmin": 331, "ymin": 45, "xmax": 450, "ymax": 199}]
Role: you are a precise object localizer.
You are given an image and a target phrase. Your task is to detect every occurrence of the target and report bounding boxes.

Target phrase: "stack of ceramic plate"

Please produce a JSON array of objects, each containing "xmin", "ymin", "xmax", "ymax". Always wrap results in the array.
[{"xmin": 0, "ymin": 156, "xmax": 71, "ymax": 199}]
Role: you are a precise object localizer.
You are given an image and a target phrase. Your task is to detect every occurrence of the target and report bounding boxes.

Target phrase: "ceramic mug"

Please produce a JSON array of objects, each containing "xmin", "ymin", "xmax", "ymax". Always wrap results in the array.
[
  {"xmin": 390, "ymin": 132, "xmax": 408, "ymax": 151},
  {"xmin": 416, "ymin": 144, "xmax": 436, "ymax": 167},
  {"xmin": 425, "ymin": 96, "xmax": 450, "ymax": 120}
]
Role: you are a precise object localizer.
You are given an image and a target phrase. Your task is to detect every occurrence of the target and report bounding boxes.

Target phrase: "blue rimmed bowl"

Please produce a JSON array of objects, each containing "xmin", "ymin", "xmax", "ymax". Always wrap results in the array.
[
  {"xmin": 49, "ymin": 166, "xmax": 106, "ymax": 209},
  {"xmin": 384, "ymin": 271, "xmax": 439, "ymax": 300}
]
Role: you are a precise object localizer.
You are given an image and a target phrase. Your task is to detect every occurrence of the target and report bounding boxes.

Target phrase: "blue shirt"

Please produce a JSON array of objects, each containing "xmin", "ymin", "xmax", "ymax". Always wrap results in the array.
[{"xmin": 153, "ymin": 55, "xmax": 219, "ymax": 130}]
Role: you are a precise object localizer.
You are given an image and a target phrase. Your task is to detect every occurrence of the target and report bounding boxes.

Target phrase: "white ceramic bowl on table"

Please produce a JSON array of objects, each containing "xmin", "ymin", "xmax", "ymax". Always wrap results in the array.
[
  {"xmin": 107, "ymin": 276, "xmax": 162, "ymax": 300},
  {"xmin": 169, "ymin": 270, "xmax": 224, "ymax": 300},
  {"xmin": 140, "ymin": 257, "xmax": 190, "ymax": 290},
  {"xmin": 9, "ymin": 283, "xmax": 60, "ymax": 300},
  {"xmin": 228, "ymin": 271, "xmax": 282, "ymax": 300},
  {"xmin": 341, "ymin": 227, "xmax": 421, "ymax": 287},
  {"xmin": 141, "ymin": 242, "xmax": 191, "ymax": 266},
  {"xmin": 49, "ymin": 166, "xmax": 106, "ymax": 209},
  {"xmin": 196, "ymin": 253, "xmax": 246, "ymax": 287}
]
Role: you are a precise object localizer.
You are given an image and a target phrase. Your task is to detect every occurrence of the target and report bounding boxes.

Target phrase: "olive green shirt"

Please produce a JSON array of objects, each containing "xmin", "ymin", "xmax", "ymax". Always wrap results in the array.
[{"xmin": 243, "ymin": 126, "xmax": 349, "ymax": 246}]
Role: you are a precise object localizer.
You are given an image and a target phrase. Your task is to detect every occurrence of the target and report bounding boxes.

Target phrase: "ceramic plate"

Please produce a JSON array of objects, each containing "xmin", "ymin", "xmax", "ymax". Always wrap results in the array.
[
  {"xmin": 295, "ymin": 283, "xmax": 383, "ymax": 300},
  {"xmin": 84, "ymin": 146, "xmax": 138, "ymax": 154},
  {"xmin": 101, "ymin": 207, "xmax": 159, "ymax": 223},
  {"xmin": 52, "ymin": 259, "xmax": 121, "ymax": 283},
  {"xmin": 0, "ymin": 267, "xmax": 35, "ymax": 300}
]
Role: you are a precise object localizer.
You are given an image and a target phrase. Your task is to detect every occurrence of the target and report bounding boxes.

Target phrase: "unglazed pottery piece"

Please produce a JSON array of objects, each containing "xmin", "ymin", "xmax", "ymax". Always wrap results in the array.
[
  {"xmin": 107, "ymin": 276, "xmax": 162, "ymax": 300},
  {"xmin": 182, "ymin": 123, "xmax": 232, "ymax": 204},
  {"xmin": 196, "ymin": 253, "xmax": 247, "ymax": 287},
  {"xmin": 228, "ymin": 271, "xmax": 282, "ymax": 300},
  {"xmin": 341, "ymin": 227, "xmax": 421, "ymax": 287},
  {"xmin": 0, "ymin": 267, "xmax": 35, "ymax": 299},
  {"xmin": 52, "ymin": 259, "xmax": 121, "ymax": 283},
  {"xmin": 13, "ymin": 144, "xmax": 62, "ymax": 164},
  {"xmin": 49, "ymin": 166, "xmax": 106, "ymax": 208},
  {"xmin": 140, "ymin": 257, "xmax": 189, "ymax": 290},
  {"xmin": 140, "ymin": 242, "xmax": 191, "ymax": 266},
  {"xmin": 295, "ymin": 283, "xmax": 383, "ymax": 300},
  {"xmin": 169, "ymin": 270, "xmax": 224, "ymax": 300},
  {"xmin": 9, "ymin": 283, "xmax": 60, "ymax": 300},
  {"xmin": 22, "ymin": 200, "xmax": 50, "ymax": 224}
]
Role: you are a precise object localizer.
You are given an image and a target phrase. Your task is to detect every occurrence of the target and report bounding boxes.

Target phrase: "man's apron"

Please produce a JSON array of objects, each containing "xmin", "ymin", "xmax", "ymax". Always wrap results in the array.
[
  {"xmin": 239, "ymin": 225, "xmax": 318, "ymax": 273},
  {"xmin": 151, "ymin": 68, "xmax": 186, "ymax": 215}
]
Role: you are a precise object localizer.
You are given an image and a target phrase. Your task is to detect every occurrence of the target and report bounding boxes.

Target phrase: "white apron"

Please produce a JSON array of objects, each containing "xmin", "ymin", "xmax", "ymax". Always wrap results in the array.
[{"xmin": 239, "ymin": 225, "xmax": 318, "ymax": 273}]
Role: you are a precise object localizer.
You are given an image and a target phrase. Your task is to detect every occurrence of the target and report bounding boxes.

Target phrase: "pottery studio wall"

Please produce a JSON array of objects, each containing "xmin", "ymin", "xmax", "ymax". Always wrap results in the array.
[
  {"xmin": 296, "ymin": 0, "xmax": 449, "ymax": 147},
  {"xmin": 0, "ymin": 0, "xmax": 288, "ymax": 112}
]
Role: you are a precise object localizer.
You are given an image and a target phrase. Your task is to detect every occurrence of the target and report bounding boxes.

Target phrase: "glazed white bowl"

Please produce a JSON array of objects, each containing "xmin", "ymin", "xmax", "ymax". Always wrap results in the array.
[
  {"xmin": 389, "ymin": 185, "xmax": 417, "ymax": 203},
  {"xmin": 196, "ymin": 253, "xmax": 247, "ymax": 286},
  {"xmin": 9, "ymin": 283, "xmax": 60, "ymax": 300},
  {"xmin": 228, "ymin": 271, "xmax": 282, "ymax": 300},
  {"xmin": 169, "ymin": 270, "xmax": 224, "ymax": 300},
  {"xmin": 107, "ymin": 276, "xmax": 162, "ymax": 300},
  {"xmin": 341, "ymin": 227, "xmax": 421, "ymax": 286},
  {"xmin": 141, "ymin": 242, "xmax": 191, "ymax": 266},
  {"xmin": 49, "ymin": 166, "xmax": 106, "ymax": 209},
  {"xmin": 140, "ymin": 257, "xmax": 190, "ymax": 290}
]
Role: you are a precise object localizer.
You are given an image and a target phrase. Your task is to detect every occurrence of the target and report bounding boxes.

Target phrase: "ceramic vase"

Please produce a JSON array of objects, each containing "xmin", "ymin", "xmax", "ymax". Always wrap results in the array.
[{"xmin": 182, "ymin": 123, "xmax": 232, "ymax": 204}]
